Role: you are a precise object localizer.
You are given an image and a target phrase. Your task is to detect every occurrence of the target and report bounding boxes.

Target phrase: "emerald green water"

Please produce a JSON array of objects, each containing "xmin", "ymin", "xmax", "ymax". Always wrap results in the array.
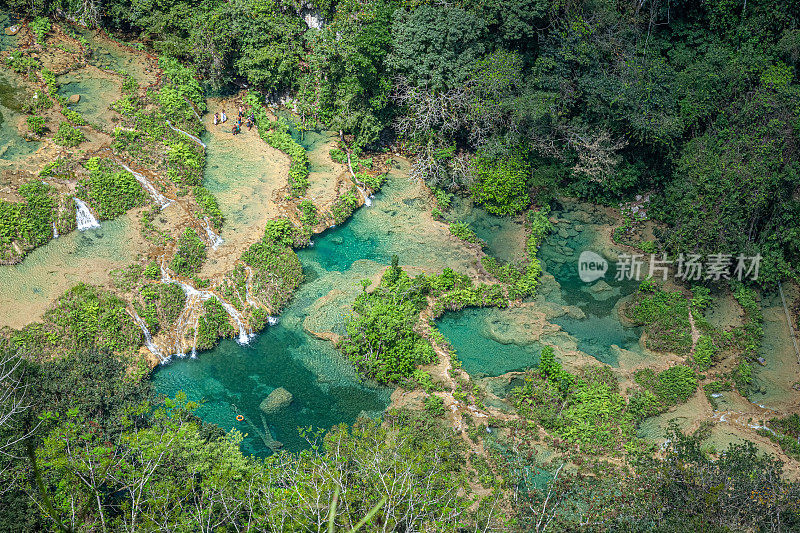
[
  {"xmin": 437, "ymin": 307, "xmax": 545, "ymax": 376},
  {"xmin": 538, "ymin": 201, "xmax": 641, "ymax": 366},
  {"xmin": 437, "ymin": 200, "xmax": 643, "ymax": 377},
  {"xmin": 57, "ymin": 71, "xmax": 120, "ymax": 126},
  {"xmin": 0, "ymin": 69, "xmax": 38, "ymax": 161},
  {"xmin": 751, "ymin": 291, "xmax": 797, "ymax": 408},
  {"xmin": 449, "ymin": 197, "xmax": 526, "ymax": 263},
  {"xmin": 153, "ymin": 161, "xmax": 482, "ymax": 455},
  {"xmin": 0, "ymin": 215, "xmax": 141, "ymax": 327},
  {"xmin": 152, "ymin": 213, "xmax": 392, "ymax": 455},
  {"xmin": 199, "ymin": 121, "xmax": 285, "ymax": 243},
  {"xmin": 0, "ymin": 12, "xmax": 20, "ymax": 52},
  {"xmin": 74, "ymin": 28, "xmax": 150, "ymax": 82}
]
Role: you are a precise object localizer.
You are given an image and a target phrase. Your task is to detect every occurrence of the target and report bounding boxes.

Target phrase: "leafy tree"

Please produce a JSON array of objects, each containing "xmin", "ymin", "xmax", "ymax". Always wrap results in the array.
[
  {"xmin": 469, "ymin": 147, "xmax": 531, "ymax": 215},
  {"xmin": 389, "ymin": 5, "xmax": 487, "ymax": 92},
  {"xmin": 169, "ymin": 228, "xmax": 207, "ymax": 275}
]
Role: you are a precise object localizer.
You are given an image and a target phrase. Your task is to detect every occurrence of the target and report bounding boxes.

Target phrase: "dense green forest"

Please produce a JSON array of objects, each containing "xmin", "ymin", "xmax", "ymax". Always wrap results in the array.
[
  {"xmin": 3, "ymin": 1, "xmax": 800, "ymax": 531},
  {"xmin": 6, "ymin": 0, "xmax": 799, "ymax": 282}
]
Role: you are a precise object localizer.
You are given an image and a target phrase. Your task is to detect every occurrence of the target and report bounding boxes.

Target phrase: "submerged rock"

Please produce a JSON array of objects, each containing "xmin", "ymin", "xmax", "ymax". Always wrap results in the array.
[
  {"xmin": 588, "ymin": 280, "xmax": 613, "ymax": 294},
  {"xmin": 259, "ymin": 387, "xmax": 293, "ymax": 414}
]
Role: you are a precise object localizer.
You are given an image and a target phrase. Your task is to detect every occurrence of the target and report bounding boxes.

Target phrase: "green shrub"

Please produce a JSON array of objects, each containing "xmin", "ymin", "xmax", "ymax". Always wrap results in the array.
[
  {"xmin": 24, "ymin": 90, "xmax": 52, "ymax": 113},
  {"xmin": 626, "ymin": 282, "xmax": 692, "ymax": 353},
  {"xmin": 628, "ymin": 389, "xmax": 662, "ymax": 420},
  {"xmin": 693, "ymin": 336, "xmax": 716, "ymax": 371},
  {"xmin": 196, "ymin": 298, "xmax": 234, "ymax": 350},
  {"xmin": 248, "ymin": 102, "xmax": 309, "ymax": 196},
  {"xmin": 192, "ymin": 186, "xmax": 223, "ymax": 230},
  {"xmin": 733, "ymin": 359, "xmax": 753, "ymax": 393},
  {"xmin": 470, "ymin": 148, "xmax": 531, "ymax": 215},
  {"xmin": 298, "ymin": 199, "xmax": 319, "ymax": 227},
  {"xmin": 449, "ymin": 222, "xmax": 483, "ymax": 245},
  {"xmin": 434, "ymin": 188, "xmax": 452, "ymax": 210},
  {"xmin": 53, "ymin": 122, "xmax": 85, "ymax": 147},
  {"xmin": 329, "ymin": 148, "xmax": 348, "ymax": 164},
  {"xmin": 26, "ymin": 115, "xmax": 45, "ymax": 135},
  {"xmin": 6, "ymin": 50, "xmax": 39, "ymax": 74},
  {"xmin": 169, "ymin": 228, "xmax": 207, "ymax": 275},
  {"xmin": 0, "ymin": 182, "xmax": 56, "ymax": 251},
  {"xmin": 77, "ymin": 158, "xmax": 147, "ymax": 219},
  {"xmin": 638, "ymin": 240, "xmax": 657, "ymax": 254},
  {"xmin": 329, "ymin": 188, "xmax": 360, "ymax": 225},
  {"xmin": 338, "ymin": 265, "xmax": 435, "ymax": 384},
  {"xmin": 481, "ymin": 256, "xmax": 522, "ymax": 284},
  {"xmin": 160, "ymin": 283, "xmax": 186, "ymax": 325},
  {"xmin": 121, "ymin": 75, "xmax": 138, "ymax": 95},
  {"xmin": 263, "ymin": 219, "xmax": 295, "ymax": 246},
  {"xmin": 158, "ymin": 56, "xmax": 207, "ymax": 113},
  {"xmin": 62, "ymin": 108, "xmax": 86, "ymax": 126},
  {"xmin": 363, "ymin": 172, "xmax": 387, "ymax": 191},
  {"xmin": 40, "ymin": 68, "xmax": 57, "ymax": 95},
  {"xmin": 143, "ymin": 261, "xmax": 160, "ymax": 280},
  {"xmin": 37, "ymin": 283, "xmax": 143, "ymax": 355},
  {"xmin": 423, "ymin": 394, "xmax": 446, "ymax": 416},
  {"xmin": 30, "ymin": 16, "xmax": 51, "ymax": 44},
  {"xmin": 655, "ymin": 365, "xmax": 698, "ymax": 405}
]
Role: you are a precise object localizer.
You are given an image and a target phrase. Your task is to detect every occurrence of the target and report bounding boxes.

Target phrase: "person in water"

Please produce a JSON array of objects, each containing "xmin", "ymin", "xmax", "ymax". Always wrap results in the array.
[
  {"xmin": 213, "ymin": 112, "xmax": 219, "ymax": 125},
  {"xmin": 221, "ymin": 110, "xmax": 227, "ymax": 123}
]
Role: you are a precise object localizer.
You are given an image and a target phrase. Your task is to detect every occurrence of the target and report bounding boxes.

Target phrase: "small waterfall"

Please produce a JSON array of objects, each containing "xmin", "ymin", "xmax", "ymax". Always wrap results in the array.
[
  {"xmin": 52, "ymin": 221, "xmax": 59, "ymax": 239},
  {"xmin": 74, "ymin": 198, "xmax": 100, "ymax": 231},
  {"xmin": 268, "ymin": 316, "xmax": 279, "ymax": 326},
  {"xmin": 220, "ymin": 300, "xmax": 254, "ymax": 344},
  {"xmin": 345, "ymin": 151, "xmax": 372, "ymax": 207},
  {"xmin": 128, "ymin": 307, "xmax": 167, "ymax": 362},
  {"xmin": 117, "ymin": 161, "xmax": 172, "ymax": 209},
  {"xmin": 356, "ymin": 185, "xmax": 372, "ymax": 207},
  {"xmin": 203, "ymin": 217, "xmax": 223, "ymax": 249},
  {"xmin": 190, "ymin": 316, "xmax": 199, "ymax": 358},
  {"xmin": 166, "ymin": 120, "xmax": 206, "ymax": 149},
  {"xmin": 244, "ymin": 266, "xmax": 258, "ymax": 306},
  {"xmin": 162, "ymin": 265, "xmax": 253, "ymax": 346}
]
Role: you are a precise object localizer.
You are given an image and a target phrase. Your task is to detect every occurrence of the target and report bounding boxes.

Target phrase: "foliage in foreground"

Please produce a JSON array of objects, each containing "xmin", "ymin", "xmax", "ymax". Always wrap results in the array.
[{"xmin": 1, "ymin": 343, "xmax": 471, "ymax": 532}]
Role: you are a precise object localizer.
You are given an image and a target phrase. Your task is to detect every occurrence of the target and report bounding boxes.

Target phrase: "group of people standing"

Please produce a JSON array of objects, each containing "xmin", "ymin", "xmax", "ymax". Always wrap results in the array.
[{"xmin": 213, "ymin": 105, "xmax": 256, "ymax": 136}]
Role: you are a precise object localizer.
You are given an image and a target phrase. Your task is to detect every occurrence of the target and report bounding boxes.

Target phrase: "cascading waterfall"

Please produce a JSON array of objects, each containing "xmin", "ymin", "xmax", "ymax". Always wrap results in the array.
[
  {"xmin": 161, "ymin": 262, "xmax": 253, "ymax": 345},
  {"xmin": 128, "ymin": 308, "xmax": 167, "ymax": 362},
  {"xmin": 244, "ymin": 266, "xmax": 259, "ymax": 306},
  {"xmin": 166, "ymin": 120, "xmax": 207, "ymax": 149},
  {"xmin": 244, "ymin": 266, "xmax": 278, "ymax": 325},
  {"xmin": 117, "ymin": 161, "xmax": 172, "ymax": 209},
  {"xmin": 74, "ymin": 198, "xmax": 100, "ymax": 231},
  {"xmin": 345, "ymin": 151, "xmax": 372, "ymax": 207},
  {"xmin": 204, "ymin": 217, "xmax": 223, "ymax": 249},
  {"xmin": 190, "ymin": 317, "xmax": 199, "ymax": 358}
]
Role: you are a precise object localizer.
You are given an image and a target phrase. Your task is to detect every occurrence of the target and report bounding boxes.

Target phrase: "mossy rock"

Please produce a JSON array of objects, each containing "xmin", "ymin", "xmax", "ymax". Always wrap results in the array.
[{"xmin": 259, "ymin": 387, "xmax": 293, "ymax": 414}]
